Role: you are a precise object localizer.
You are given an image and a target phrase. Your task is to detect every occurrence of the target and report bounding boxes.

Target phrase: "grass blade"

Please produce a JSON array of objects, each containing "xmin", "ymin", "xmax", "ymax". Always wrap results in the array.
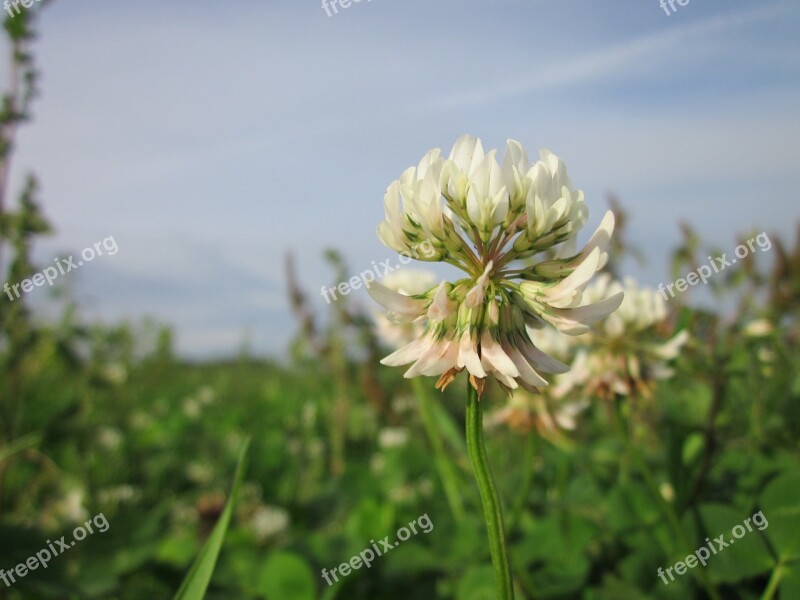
[{"xmin": 173, "ymin": 438, "xmax": 250, "ymax": 600}]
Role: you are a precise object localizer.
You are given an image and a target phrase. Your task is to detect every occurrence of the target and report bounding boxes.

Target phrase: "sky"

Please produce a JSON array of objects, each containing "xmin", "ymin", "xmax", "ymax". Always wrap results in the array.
[{"xmin": 4, "ymin": 0, "xmax": 799, "ymax": 358}]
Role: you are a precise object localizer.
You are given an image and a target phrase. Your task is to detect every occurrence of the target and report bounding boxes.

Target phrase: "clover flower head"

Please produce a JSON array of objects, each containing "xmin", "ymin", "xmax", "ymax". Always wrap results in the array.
[
  {"xmin": 556, "ymin": 275, "xmax": 689, "ymax": 399},
  {"xmin": 369, "ymin": 135, "xmax": 623, "ymax": 395},
  {"xmin": 487, "ymin": 388, "xmax": 589, "ymax": 443}
]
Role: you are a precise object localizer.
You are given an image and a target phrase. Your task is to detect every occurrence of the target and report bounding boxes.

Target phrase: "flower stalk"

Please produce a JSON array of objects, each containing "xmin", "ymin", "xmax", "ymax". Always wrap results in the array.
[{"xmin": 466, "ymin": 384, "xmax": 514, "ymax": 599}]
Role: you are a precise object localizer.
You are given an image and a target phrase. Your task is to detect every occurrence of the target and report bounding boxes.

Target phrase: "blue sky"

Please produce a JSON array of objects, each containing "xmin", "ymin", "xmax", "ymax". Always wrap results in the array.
[{"xmin": 5, "ymin": 0, "xmax": 799, "ymax": 357}]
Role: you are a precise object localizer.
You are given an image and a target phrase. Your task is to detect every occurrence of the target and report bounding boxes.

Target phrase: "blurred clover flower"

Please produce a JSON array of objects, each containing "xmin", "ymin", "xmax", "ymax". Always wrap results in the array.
[
  {"xmin": 554, "ymin": 274, "xmax": 689, "ymax": 400},
  {"xmin": 249, "ymin": 505, "xmax": 290, "ymax": 542},
  {"xmin": 489, "ymin": 326, "xmax": 589, "ymax": 444},
  {"xmin": 487, "ymin": 388, "xmax": 588, "ymax": 440},
  {"xmin": 369, "ymin": 135, "xmax": 623, "ymax": 395}
]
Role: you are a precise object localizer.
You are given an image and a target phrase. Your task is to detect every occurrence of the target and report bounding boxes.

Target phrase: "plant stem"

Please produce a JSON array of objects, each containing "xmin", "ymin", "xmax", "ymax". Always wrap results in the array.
[
  {"xmin": 466, "ymin": 384, "xmax": 515, "ymax": 599},
  {"xmin": 412, "ymin": 378, "xmax": 466, "ymax": 522},
  {"xmin": 760, "ymin": 562, "xmax": 785, "ymax": 600}
]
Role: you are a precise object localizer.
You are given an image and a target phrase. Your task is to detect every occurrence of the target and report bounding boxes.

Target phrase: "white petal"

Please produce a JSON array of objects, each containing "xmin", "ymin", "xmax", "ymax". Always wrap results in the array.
[
  {"xmin": 405, "ymin": 338, "xmax": 459, "ymax": 377},
  {"xmin": 480, "ymin": 332, "xmax": 519, "ymax": 379},
  {"xmin": 416, "ymin": 148, "xmax": 442, "ymax": 179},
  {"xmin": 367, "ymin": 280, "xmax": 428, "ymax": 317},
  {"xmin": 554, "ymin": 235, "xmax": 577, "ymax": 259},
  {"xmin": 457, "ymin": 329, "xmax": 486, "ymax": 377},
  {"xmin": 518, "ymin": 341, "xmax": 570, "ymax": 374},
  {"xmin": 427, "ymin": 282, "xmax": 455, "ymax": 321},
  {"xmin": 574, "ymin": 211, "xmax": 615, "ymax": 263},
  {"xmin": 381, "ymin": 336, "xmax": 431, "ymax": 367},
  {"xmin": 490, "ymin": 369, "xmax": 518, "ymax": 389},
  {"xmin": 464, "ymin": 262, "xmax": 493, "ymax": 308},
  {"xmin": 503, "ymin": 139, "xmax": 529, "ymax": 174},
  {"xmin": 540, "ymin": 310, "xmax": 593, "ymax": 334},
  {"xmin": 653, "ymin": 330, "xmax": 689, "ymax": 360},
  {"xmin": 504, "ymin": 342, "xmax": 548, "ymax": 387},
  {"xmin": 543, "ymin": 247, "xmax": 601, "ymax": 303},
  {"xmin": 549, "ymin": 291, "xmax": 624, "ymax": 326},
  {"xmin": 449, "ymin": 135, "xmax": 484, "ymax": 175}
]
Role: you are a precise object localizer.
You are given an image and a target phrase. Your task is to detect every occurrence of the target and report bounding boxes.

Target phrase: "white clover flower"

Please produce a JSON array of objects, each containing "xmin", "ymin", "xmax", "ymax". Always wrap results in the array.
[
  {"xmin": 97, "ymin": 484, "xmax": 141, "ymax": 505},
  {"xmin": 97, "ymin": 426, "xmax": 123, "ymax": 450},
  {"xmin": 182, "ymin": 399, "xmax": 201, "ymax": 418},
  {"xmin": 250, "ymin": 505, "xmax": 290, "ymax": 542},
  {"xmin": 370, "ymin": 135, "xmax": 622, "ymax": 394},
  {"xmin": 487, "ymin": 388, "xmax": 588, "ymax": 441},
  {"xmin": 743, "ymin": 319, "xmax": 773, "ymax": 338},
  {"xmin": 54, "ymin": 488, "xmax": 89, "ymax": 524},
  {"xmin": 377, "ymin": 427, "xmax": 409, "ymax": 449},
  {"xmin": 186, "ymin": 461, "xmax": 215, "ymax": 484},
  {"xmin": 556, "ymin": 275, "xmax": 689, "ymax": 399},
  {"xmin": 103, "ymin": 363, "xmax": 128, "ymax": 386}
]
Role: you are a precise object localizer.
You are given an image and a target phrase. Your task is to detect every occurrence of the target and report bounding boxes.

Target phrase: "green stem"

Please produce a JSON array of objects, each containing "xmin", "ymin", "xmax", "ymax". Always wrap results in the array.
[
  {"xmin": 760, "ymin": 562, "xmax": 785, "ymax": 600},
  {"xmin": 466, "ymin": 384, "xmax": 515, "ymax": 599},
  {"xmin": 412, "ymin": 378, "xmax": 466, "ymax": 523}
]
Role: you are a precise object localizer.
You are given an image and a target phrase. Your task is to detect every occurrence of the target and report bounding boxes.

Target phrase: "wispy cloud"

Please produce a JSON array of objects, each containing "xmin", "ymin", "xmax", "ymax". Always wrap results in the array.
[{"xmin": 434, "ymin": 2, "xmax": 795, "ymax": 110}]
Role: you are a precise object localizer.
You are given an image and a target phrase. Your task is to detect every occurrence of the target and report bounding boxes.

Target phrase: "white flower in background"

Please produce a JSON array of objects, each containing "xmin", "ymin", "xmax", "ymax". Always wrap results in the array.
[
  {"xmin": 53, "ymin": 487, "xmax": 89, "ymax": 524},
  {"xmin": 97, "ymin": 426, "xmax": 123, "ymax": 450},
  {"xmin": 181, "ymin": 386, "xmax": 216, "ymax": 419},
  {"xmin": 487, "ymin": 388, "xmax": 588, "ymax": 443},
  {"xmin": 743, "ymin": 319, "xmax": 773, "ymax": 338},
  {"xmin": 378, "ymin": 427, "xmax": 409, "ymax": 449},
  {"xmin": 250, "ymin": 505, "xmax": 290, "ymax": 542},
  {"xmin": 195, "ymin": 385, "xmax": 216, "ymax": 406},
  {"xmin": 391, "ymin": 393, "xmax": 417, "ymax": 414},
  {"xmin": 97, "ymin": 484, "xmax": 141, "ymax": 505},
  {"xmin": 130, "ymin": 410, "xmax": 154, "ymax": 430},
  {"xmin": 742, "ymin": 319, "xmax": 775, "ymax": 376},
  {"xmin": 182, "ymin": 399, "xmax": 201, "ymax": 418},
  {"xmin": 103, "ymin": 363, "xmax": 127, "ymax": 386},
  {"xmin": 186, "ymin": 461, "xmax": 215, "ymax": 484},
  {"xmin": 555, "ymin": 274, "xmax": 689, "ymax": 399},
  {"xmin": 373, "ymin": 269, "xmax": 439, "ymax": 349},
  {"xmin": 370, "ymin": 135, "xmax": 623, "ymax": 394}
]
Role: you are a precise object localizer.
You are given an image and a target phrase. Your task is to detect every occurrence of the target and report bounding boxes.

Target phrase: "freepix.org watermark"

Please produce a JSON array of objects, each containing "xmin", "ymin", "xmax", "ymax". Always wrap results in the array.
[
  {"xmin": 657, "ymin": 509, "xmax": 768, "ymax": 586},
  {"xmin": 3, "ymin": 235, "xmax": 118, "ymax": 303},
  {"xmin": 0, "ymin": 512, "xmax": 110, "ymax": 588},
  {"xmin": 3, "ymin": 0, "xmax": 43, "ymax": 19},
  {"xmin": 320, "ymin": 240, "xmax": 435, "ymax": 304},
  {"xmin": 658, "ymin": 232, "xmax": 771, "ymax": 301},
  {"xmin": 321, "ymin": 513, "xmax": 433, "ymax": 586},
  {"xmin": 322, "ymin": 0, "xmax": 372, "ymax": 18},
  {"xmin": 659, "ymin": 0, "xmax": 690, "ymax": 16}
]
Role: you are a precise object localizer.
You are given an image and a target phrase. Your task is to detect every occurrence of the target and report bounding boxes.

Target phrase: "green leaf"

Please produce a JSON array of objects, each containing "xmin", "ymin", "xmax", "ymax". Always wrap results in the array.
[
  {"xmin": 697, "ymin": 504, "xmax": 773, "ymax": 584},
  {"xmin": 778, "ymin": 563, "xmax": 800, "ymax": 599},
  {"xmin": 457, "ymin": 565, "xmax": 496, "ymax": 600},
  {"xmin": 681, "ymin": 432, "xmax": 705, "ymax": 466},
  {"xmin": 257, "ymin": 551, "xmax": 316, "ymax": 600},
  {"xmin": 760, "ymin": 470, "xmax": 800, "ymax": 561},
  {"xmin": 173, "ymin": 439, "xmax": 250, "ymax": 600}
]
